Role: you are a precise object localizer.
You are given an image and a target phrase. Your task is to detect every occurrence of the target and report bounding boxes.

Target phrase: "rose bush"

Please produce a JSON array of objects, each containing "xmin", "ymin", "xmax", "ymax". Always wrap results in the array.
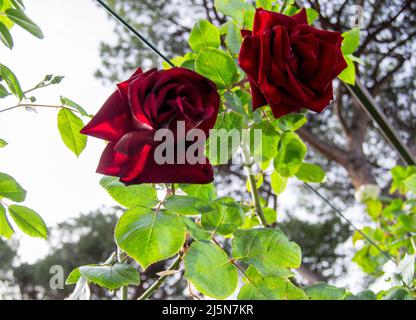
[
  {"xmin": 81, "ymin": 67, "xmax": 219, "ymax": 184},
  {"xmin": 239, "ymin": 8, "xmax": 347, "ymax": 118}
]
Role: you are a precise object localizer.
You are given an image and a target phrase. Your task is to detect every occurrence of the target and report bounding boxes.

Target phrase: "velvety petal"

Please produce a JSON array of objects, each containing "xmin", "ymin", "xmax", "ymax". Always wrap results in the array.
[
  {"xmin": 126, "ymin": 155, "xmax": 214, "ymax": 184},
  {"xmin": 81, "ymin": 90, "xmax": 132, "ymax": 142},
  {"xmin": 127, "ymin": 69, "xmax": 159, "ymax": 129},
  {"xmin": 253, "ymin": 8, "xmax": 299, "ymax": 37},
  {"xmin": 96, "ymin": 143, "xmax": 129, "ymax": 177},
  {"xmin": 291, "ymin": 8, "xmax": 308, "ymax": 25},
  {"xmin": 239, "ymin": 35, "xmax": 260, "ymax": 81},
  {"xmin": 113, "ymin": 129, "xmax": 156, "ymax": 156},
  {"xmin": 307, "ymin": 40, "xmax": 337, "ymax": 93},
  {"xmin": 119, "ymin": 144, "xmax": 153, "ymax": 183},
  {"xmin": 248, "ymin": 77, "xmax": 268, "ymax": 109},
  {"xmin": 271, "ymin": 25, "xmax": 290, "ymax": 70},
  {"xmin": 307, "ymin": 83, "xmax": 334, "ymax": 112}
]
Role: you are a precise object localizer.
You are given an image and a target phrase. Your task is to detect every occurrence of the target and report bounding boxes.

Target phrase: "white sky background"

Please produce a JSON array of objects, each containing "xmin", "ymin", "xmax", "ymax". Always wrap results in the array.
[
  {"xmin": 0, "ymin": 0, "xmax": 119, "ymax": 261},
  {"xmin": 0, "ymin": 0, "xmax": 394, "ymax": 293}
]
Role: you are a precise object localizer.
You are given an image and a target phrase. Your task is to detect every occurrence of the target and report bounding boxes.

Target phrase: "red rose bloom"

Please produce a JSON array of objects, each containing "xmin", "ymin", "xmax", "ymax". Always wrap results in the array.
[
  {"xmin": 81, "ymin": 67, "xmax": 219, "ymax": 184},
  {"xmin": 239, "ymin": 8, "xmax": 347, "ymax": 118}
]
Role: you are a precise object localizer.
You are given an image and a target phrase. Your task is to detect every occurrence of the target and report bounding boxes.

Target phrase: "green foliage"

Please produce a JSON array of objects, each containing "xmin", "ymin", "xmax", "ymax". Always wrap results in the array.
[
  {"xmin": 304, "ymin": 283, "xmax": 346, "ymax": 300},
  {"xmin": 5, "ymin": 8, "xmax": 43, "ymax": 39},
  {"xmin": 338, "ymin": 28, "xmax": 360, "ymax": 85},
  {"xmin": 201, "ymin": 197, "xmax": 244, "ymax": 235},
  {"xmin": 239, "ymin": 267, "xmax": 307, "ymax": 300},
  {"xmin": 0, "ymin": 63, "xmax": 23, "ymax": 100},
  {"xmin": 0, "ymin": 172, "xmax": 26, "ymax": 202},
  {"xmin": 115, "ymin": 208, "xmax": 186, "ymax": 269},
  {"xmin": 60, "ymin": 96, "xmax": 88, "ymax": 117},
  {"xmin": 232, "ymin": 229, "xmax": 302, "ymax": 275},
  {"xmin": 214, "ymin": 0, "xmax": 254, "ymax": 28},
  {"xmin": 57, "ymin": 108, "xmax": 87, "ymax": 157},
  {"xmin": 224, "ymin": 21, "xmax": 242, "ymax": 55},
  {"xmin": 77, "ymin": 263, "xmax": 140, "ymax": 291},
  {"xmin": 100, "ymin": 176, "xmax": 159, "ymax": 208},
  {"xmin": 0, "ymin": 21, "xmax": 13, "ymax": 48},
  {"xmin": 270, "ymin": 171, "xmax": 287, "ymax": 195},
  {"xmin": 274, "ymin": 132, "xmax": 307, "ymax": 177},
  {"xmin": 179, "ymin": 183, "xmax": 216, "ymax": 201},
  {"xmin": 0, "ymin": 138, "xmax": 7, "ymax": 148},
  {"xmin": 164, "ymin": 195, "xmax": 215, "ymax": 215},
  {"xmin": 0, "ymin": 203, "xmax": 14, "ymax": 239},
  {"xmin": 184, "ymin": 241, "xmax": 238, "ymax": 299},
  {"xmin": 188, "ymin": 19, "xmax": 220, "ymax": 52},
  {"xmin": 195, "ymin": 48, "xmax": 238, "ymax": 89},
  {"xmin": 295, "ymin": 163, "xmax": 326, "ymax": 183},
  {"xmin": 8, "ymin": 204, "xmax": 47, "ymax": 239}
]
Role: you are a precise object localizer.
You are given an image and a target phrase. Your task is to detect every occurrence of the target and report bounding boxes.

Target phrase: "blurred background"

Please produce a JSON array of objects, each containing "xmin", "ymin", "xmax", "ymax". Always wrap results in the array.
[{"xmin": 0, "ymin": 0, "xmax": 415, "ymax": 299}]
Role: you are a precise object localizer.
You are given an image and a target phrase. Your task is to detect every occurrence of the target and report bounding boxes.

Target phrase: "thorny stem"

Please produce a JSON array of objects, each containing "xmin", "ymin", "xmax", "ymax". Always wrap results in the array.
[{"xmin": 137, "ymin": 254, "xmax": 182, "ymax": 300}]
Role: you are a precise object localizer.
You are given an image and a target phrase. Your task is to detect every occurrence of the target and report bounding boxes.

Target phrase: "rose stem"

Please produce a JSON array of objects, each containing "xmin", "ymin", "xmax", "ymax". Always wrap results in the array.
[{"xmin": 137, "ymin": 254, "xmax": 182, "ymax": 300}]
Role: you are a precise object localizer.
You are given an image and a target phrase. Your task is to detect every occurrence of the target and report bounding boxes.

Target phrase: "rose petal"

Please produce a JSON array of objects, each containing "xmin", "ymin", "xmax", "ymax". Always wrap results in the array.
[
  {"xmin": 253, "ymin": 8, "xmax": 299, "ymax": 37},
  {"xmin": 96, "ymin": 143, "xmax": 129, "ymax": 177},
  {"xmin": 114, "ymin": 129, "xmax": 156, "ymax": 155},
  {"xmin": 81, "ymin": 90, "xmax": 133, "ymax": 142},
  {"xmin": 239, "ymin": 35, "xmax": 260, "ymax": 81}
]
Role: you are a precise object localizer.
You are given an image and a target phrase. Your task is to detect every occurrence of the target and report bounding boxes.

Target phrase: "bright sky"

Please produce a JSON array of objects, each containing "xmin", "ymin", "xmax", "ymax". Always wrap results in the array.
[{"xmin": 0, "ymin": 0, "xmax": 120, "ymax": 261}]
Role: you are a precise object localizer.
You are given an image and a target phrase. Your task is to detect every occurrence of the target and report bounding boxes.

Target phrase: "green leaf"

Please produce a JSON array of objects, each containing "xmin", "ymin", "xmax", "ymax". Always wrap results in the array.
[
  {"xmin": 8, "ymin": 204, "xmax": 47, "ymax": 239},
  {"xmin": 271, "ymin": 171, "xmax": 287, "ymax": 195},
  {"xmin": 224, "ymin": 90, "xmax": 245, "ymax": 114},
  {"xmin": 215, "ymin": 0, "xmax": 253, "ymax": 25},
  {"xmin": 184, "ymin": 241, "xmax": 238, "ymax": 299},
  {"xmin": 189, "ymin": 19, "xmax": 220, "ymax": 52},
  {"xmin": 338, "ymin": 56, "xmax": 356, "ymax": 85},
  {"xmin": 100, "ymin": 176, "xmax": 158, "ymax": 208},
  {"xmin": 5, "ymin": 8, "xmax": 44, "ymax": 39},
  {"xmin": 0, "ymin": 203, "xmax": 14, "ymax": 239},
  {"xmin": 346, "ymin": 290, "xmax": 376, "ymax": 300},
  {"xmin": 195, "ymin": 48, "xmax": 238, "ymax": 89},
  {"xmin": 305, "ymin": 8, "xmax": 319, "ymax": 25},
  {"xmin": 0, "ymin": 138, "xmax": 7, "ymax": 148},
  {"xmin": 66, "ymin": 268, "xmax": 81, "ymax": 285},
  {"xmin": 238, "ymin": 268, "xmax": 307, "ymax": 300},
  {"xmin": 201, "ymin": 197, "xmax": 244, "ymax": 235},
  {"xmin": 341, "ymin": 27, "xmax": 360, "ymax": 55},
  {"xmin": 405, "ymin": 174, "xmax": 416, "ymax": 194},
  {"xmin": 0, "ymin": 63, "xmax": 23, "ymax": 101},
  {"xmin": 382, "ymin": 286, "xmax": 414, "ymax": 300},
  {"xmin": 180, "ymin": 216, "xmax": 211, "ymax": 241},
  {"xmin": 250, "ymin": 122, "xmax": 280, "ymax": 167},
  {"xmin": 365, "ymin": 199, "xmax": 383, "ymax": 220},
  {"xmin": 115, "ymin": 208, "xmax": 186, "ymax": 269},
  {"xmin": 206, "ymin": 111, "xmax": 244, "ymax": 165},
  {"xmin": 304, "ymin": 283, "xmax": 346, "ymax": 300},
  {"xmin": 164, "ymin": 195, "xmax": 215, "ymax": 215},
  {"xmin": 232, "ymin": 229, "xmax": 302, "ymax": 275},
  {"xmin": 0, "ymin": 172, "xmax": 26, "ymax": 202},
  {"xmin": 0, "ymin": 83, "xmax": 9, "ymax": 98},
  {"xmin": 0, "ymin": 21, "xmax": 13, "ymax": 48},
  {"xmin": 0, "ymin": 0, "xmax": 14, "ymax": 29},
  {"xmin": 179, "ymin": 183, "xmax": 216, "ymax": 201},
  {"xmin": 398, "ymin": 214, "xmax": 416, "ymax": 233},
  {"xmin": 57, "ymin": 108, "xmax": 87, "ymax": 157},
  {"xmin": 79, "ymin": 263, "xmax": 140, "ymax": 291},
  {"xmin": 256, "ymin": 0, "xmax": 272, "ymax": 10},
  {"xmin": 225, "ymin": 20, "xmax": 242, "ymax": 55},
  {"xmin": 295, "ymin": 163, "xmax": 326, "ymax": 183},
  {"xmin": 274, "ymin": 113, "xmax": 307, "ymax": 132},
  {"xmin": 274, "ymin": 132, "xmax": 307, "ymax": 177},
  {"xmin": 60, "ymin": 96, "xmax": 88, "ymax": 117}
]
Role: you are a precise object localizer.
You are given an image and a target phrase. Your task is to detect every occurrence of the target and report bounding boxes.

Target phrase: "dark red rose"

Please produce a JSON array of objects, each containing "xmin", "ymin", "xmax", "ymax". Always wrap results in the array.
[
  {"xmin": 81, "ymin": 67, "xmax": 219, "ymax": 184},
  {"xmin": 239, "ymin": 8, "xmax": 347, "ymax": 118}
]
